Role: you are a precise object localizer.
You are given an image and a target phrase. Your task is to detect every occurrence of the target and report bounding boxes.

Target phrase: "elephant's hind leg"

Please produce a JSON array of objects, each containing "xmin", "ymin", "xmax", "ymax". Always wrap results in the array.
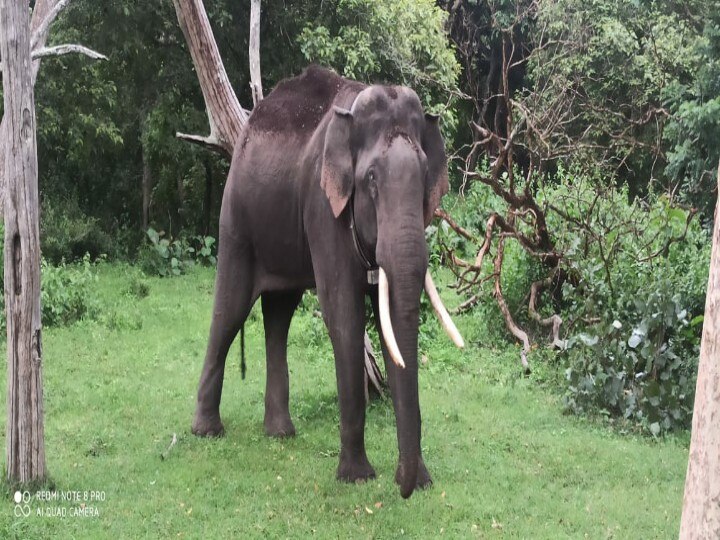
[
  {"xmin": 261, "ymin": 290, "xmax": 303, "ymax": 437},
  {"xmin": 192, "ymin": 240, "xmax": 256, "ymax": 437}
]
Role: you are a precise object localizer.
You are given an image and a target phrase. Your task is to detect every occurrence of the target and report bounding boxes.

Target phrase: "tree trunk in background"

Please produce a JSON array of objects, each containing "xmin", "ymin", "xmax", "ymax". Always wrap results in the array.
[
  {"xmin": 203, "ymin": 158, "xmax": 212, "ymax": 236},
  {"xmin": 176, "ymin": 174, "xmax": 185, "ymax": 234},
  {"xmin": 141, "ymin": 145, "xmax": 152, "ymax": 230},
  {"xmin": 1, "ymin": 0, "xmax": 47, "ymax": 483},
  {"xmin": 680, "ymin": 161, "xmax": 720, "ymax": 538}
]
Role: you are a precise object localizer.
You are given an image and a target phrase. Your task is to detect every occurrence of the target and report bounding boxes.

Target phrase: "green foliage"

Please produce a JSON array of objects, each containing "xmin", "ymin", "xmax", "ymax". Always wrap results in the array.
[
  {"xmin": 138, "ymin": 228, "xmax": 217, "ymax": 277},
  {"xmin": 564, "ymin": 287, "xmax": 701, "ymax": 436},
  {"xmin": 40, "ymin": 196, "xmax": 114, "ymax": 263},
  {"xmin": 526, "ymin": 0, "xmax": 718, "ymax": 213},
  {"xmin": 542, "ymin": 168, "xmax": 708, "ymax": 435},
  {"xmin": 39, "ymin": 255, "xmax": 100, "ymax": 327},
  {"xmin": 663, "ymin": 13, "xmax": 720, "ymax": 215},
  {"xmin": 298, "ymin": 0, "xmax": 461, "ymax": 137}
]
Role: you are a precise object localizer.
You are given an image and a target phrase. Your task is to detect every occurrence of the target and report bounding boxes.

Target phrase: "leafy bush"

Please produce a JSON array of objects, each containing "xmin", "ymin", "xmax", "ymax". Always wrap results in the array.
[
  {"xmin": 40, "ymin": 255, "xmax": 100, "ymax": 327},
  {"xmin": 0, "ymin": 255, "xmax": 99, "ymax": 331},
  {"xmin": 542, "ymin": 170, "xmax": 709, "ymax": 434},
  {"xmin": 563, "ymin": 281, "xmax": 701, "ymax": 435},
  {"xmin": 40, "ymin": 197, "xmax": 114, "ymax": 263},
  {"xmin": 126, "ymin": 275, "xmax": 150, "ymax": 299},
  {"xmin": 138, "ymin": 228, "xmax": 216, "ymax": 277}
]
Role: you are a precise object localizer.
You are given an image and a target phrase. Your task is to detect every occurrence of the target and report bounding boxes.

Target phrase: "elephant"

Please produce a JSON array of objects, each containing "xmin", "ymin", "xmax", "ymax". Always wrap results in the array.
[{"xmin": 191, "ymin": 65, "xmax": 463, "ymax": 499}]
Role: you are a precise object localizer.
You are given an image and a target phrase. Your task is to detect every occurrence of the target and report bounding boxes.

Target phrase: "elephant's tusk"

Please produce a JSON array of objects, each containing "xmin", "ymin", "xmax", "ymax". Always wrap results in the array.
[
  {"xmin": 424, "ymin": 271, "xmax": 465, "ymax": 349},
  {"xmin": 378, "ymin": 267, "xmax": 406, "ymax": 369}
]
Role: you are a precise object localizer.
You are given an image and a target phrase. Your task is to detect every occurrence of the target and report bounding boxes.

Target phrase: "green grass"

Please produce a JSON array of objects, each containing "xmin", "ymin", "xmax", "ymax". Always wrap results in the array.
[{"xmin": 0, "ymin": 264, "xmax": 688, "ymax": 538}]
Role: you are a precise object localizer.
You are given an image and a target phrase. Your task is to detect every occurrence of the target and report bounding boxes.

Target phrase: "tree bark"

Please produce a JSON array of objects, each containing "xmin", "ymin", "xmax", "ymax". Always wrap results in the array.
[
  {"xmin": 680, "ymin": 160, "xmax": 720, "ymax": 538},
  {"xmin": 249, "ymin": 0, "xmax": 263, "ymax": 106},
  {"xmin": 203, "ymin": 157, "xmax": 212, "ymax": 236},
  {"xmin": 1, "ymin": 0, "xmax": 47, "ymax": 484},
  {"xmin": 172, "ymin": 0, "xmax": 248, "ymax": 156}
]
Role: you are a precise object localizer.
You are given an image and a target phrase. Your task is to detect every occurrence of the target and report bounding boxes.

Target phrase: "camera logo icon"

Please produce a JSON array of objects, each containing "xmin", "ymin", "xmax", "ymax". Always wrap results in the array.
[{"xmin": 13, "ymin": 491, "xmax": 31, "ymax": 517}]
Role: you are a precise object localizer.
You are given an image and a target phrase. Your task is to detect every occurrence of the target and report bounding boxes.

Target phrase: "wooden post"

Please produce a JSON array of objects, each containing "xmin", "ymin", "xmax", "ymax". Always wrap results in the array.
[
  {"xmin": 1, "ymin": 0, "xmax": 47, "ymax": 483},
  {"xmin": 680, "ymin": 160, "xmax": 720, "ymax": 538}
]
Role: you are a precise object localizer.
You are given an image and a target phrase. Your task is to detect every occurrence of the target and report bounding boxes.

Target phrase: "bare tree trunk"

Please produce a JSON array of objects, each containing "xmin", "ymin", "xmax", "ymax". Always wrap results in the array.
[
  {"xmin": 203, "ymin": 158, "xmax": 212, "ymax": 236},
  {"xmin": 679, "ymin": 161, "xmax": 720, "ymax": 538},
  {"xmin": 249, "ymin": 0, "xmax": 263, "ymax": 106},
  {"xmin": 141, "ymin": 145, "xmax": 152, "ymax": 230},
  {"xmin": 172, "ymin": 0, "xmax": 247, "ymax": 156},
  {"xmin": 1, "ymin": 0, "xmax": 46, "ymax": 484}
]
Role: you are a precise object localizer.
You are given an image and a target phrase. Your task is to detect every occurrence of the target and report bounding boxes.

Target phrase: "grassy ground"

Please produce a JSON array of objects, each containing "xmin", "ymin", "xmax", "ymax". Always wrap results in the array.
[{"xmin": 0, "ymin": 264, "xmax": 688, "ymax": 539}]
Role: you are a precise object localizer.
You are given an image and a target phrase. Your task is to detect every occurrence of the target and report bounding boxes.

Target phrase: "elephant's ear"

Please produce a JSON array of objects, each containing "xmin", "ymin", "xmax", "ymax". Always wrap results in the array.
[
  {"xmin": 421, "ymin": 113, "xmax": 449, "ymax": 227},
  {"xmin": 321, "ymin": 106, "xmax": 354, "ymax": 218}
]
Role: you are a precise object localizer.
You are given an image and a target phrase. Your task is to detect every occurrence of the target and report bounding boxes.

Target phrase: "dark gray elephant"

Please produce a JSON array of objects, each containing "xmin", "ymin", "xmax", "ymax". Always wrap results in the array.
[{"xmin": 191, "ymin": 65, "xmax": 463, "ymax": 498}]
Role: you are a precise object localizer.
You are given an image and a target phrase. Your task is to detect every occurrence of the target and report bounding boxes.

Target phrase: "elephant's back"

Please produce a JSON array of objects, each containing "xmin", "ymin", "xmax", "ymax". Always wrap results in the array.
[{"xmin": 247, "ymin": 65, "xmax": 364, "ymax": 137}]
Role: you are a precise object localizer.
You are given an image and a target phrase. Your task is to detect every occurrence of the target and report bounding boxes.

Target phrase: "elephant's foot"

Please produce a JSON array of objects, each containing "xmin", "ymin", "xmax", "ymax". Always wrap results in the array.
[
  {"xmin": 264, "ymin": 414, "xmax": 296, "ymax": 438},
  {"xmin": 395, "ymin": 457, "xmax": 433, "ymax": 490},
  {"xmin": 337, "ymin": 452, "xmax": 376, "ymax": 484},
  {"xmin": 191, "ymin": 411, "xmax": 225, "ymax": 437}
]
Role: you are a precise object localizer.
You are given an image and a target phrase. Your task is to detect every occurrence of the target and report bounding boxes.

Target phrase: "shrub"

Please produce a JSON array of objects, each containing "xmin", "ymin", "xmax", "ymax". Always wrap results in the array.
[
  {"xmin": 126, "ymin": 275, "xmax": 150, "ymax": 299},
  {"xmin": 0, "ymin": 254, "xmax": 100, "ymax": 331},
  {"xmin": 40, "ymin": 255, "xmax": 100, "ymax": 327},
  {"xmin": 138, "ymin": 227, "xmax": 216, "ymax": 277},
  {"xmin": 40, "ymin": 197, "xmax": 113, "ymax": 263},
  {"xmin": 543, "ymin": 170, "xmax": 709, "ymax": 434}
]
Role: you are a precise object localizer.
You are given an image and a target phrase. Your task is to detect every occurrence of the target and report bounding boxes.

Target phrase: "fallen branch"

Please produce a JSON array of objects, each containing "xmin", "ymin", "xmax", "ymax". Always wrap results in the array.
[
  {"xmin": 160, "ymin": 433, "xmax": 178, "ymax": 460},
  {"xmin": 528, "ymin": 276, "xmax": 565, "ymax": 349},
  {"xmin": 493, "ymin": 235, "xmax": 531, "ymax": 372},
  {"xmin": 363, "ymin": 334, "xmax": 385, "ymax": 403},
  {"xmin": 434, "ymin": 208, "xmax": 474, "ymax": 240}
]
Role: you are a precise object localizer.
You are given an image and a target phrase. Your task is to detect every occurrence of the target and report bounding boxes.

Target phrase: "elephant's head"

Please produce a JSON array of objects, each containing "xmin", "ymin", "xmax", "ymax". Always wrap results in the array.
[{"xmin": 320, "ymin": 85, "xmax": 463, "ymax": 498}]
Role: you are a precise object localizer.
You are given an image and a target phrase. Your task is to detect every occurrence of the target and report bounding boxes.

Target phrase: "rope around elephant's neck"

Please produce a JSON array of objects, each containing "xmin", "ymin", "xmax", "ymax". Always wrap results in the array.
[{"xmin": 349, "ymin": 191, "xmax": 379, "ymax": 285}]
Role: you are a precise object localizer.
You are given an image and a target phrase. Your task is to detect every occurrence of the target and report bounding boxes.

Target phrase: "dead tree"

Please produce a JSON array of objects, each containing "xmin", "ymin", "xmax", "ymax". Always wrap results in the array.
[
  {"xmin": 171, "ymin": 0, "xmax": 386, "ymax": 397},
  {"xmin": 679, "ymin": 162, "xmax": 720, "ymax": 538},
  {"xmin": 2, "ymin": 0, "xmax": 47, "ymax": 484},
  {"xmin": 0, "ymin": 0, "xmax": 104, "ymax": 484}
]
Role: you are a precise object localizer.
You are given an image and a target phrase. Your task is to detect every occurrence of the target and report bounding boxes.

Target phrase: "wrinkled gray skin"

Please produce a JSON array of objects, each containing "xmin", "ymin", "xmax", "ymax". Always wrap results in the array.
[{"xmin": 191, "ymin": 66, "xmax": 449, "ymax": 499}]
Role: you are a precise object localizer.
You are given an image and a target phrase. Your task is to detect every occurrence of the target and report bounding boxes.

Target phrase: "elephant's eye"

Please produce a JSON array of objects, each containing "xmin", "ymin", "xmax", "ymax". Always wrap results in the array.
[{"xmin": 367, "ymin": 170, "xmax": 377, "ymax": 198}]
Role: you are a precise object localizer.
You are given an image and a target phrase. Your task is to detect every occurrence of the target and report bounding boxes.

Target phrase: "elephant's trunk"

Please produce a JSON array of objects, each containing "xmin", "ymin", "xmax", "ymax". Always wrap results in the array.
[{"xmin": 377, "ymin": 227, "xmax": 426, "ymax": 499}]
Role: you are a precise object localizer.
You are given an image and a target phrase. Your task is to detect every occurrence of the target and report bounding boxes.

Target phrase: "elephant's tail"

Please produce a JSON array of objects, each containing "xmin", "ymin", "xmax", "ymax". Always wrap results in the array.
[{"xmin": 240, "ymin": 325, "xmax": 246, "ymax": 380}]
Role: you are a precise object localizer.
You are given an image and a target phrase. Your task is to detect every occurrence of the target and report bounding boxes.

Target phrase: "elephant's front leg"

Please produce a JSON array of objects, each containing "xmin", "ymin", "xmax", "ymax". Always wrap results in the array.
[{"xmin": 317, "ymin": 284, "xmax": 376, "ymax": 483}]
